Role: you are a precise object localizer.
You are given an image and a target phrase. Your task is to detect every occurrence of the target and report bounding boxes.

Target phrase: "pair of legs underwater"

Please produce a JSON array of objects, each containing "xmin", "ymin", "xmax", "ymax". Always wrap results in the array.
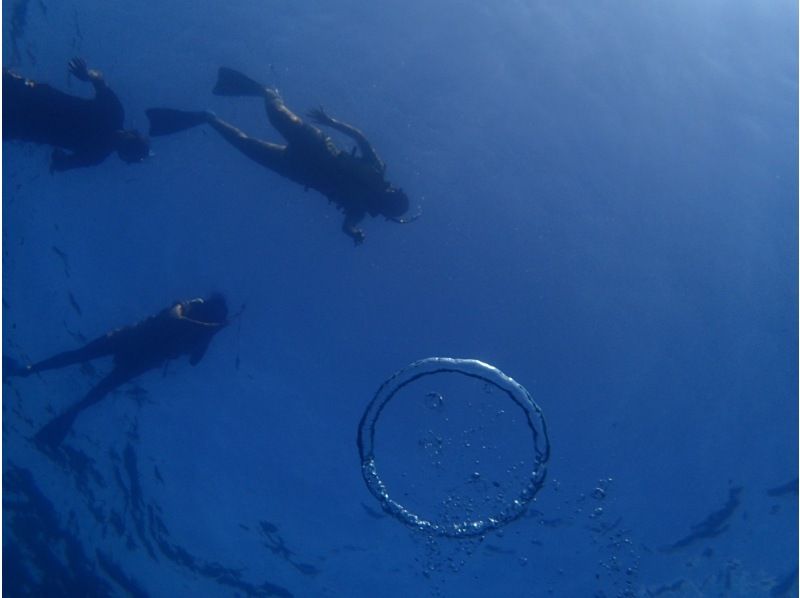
[
  {"xmin": 5, "ymin": 335, "xmax": 147, "ymax": 449},
  {"xmin": 148, "ymin": 67, "xmax": 411, "ymax": 244},
  {"xmin": 147, "ymin": 68, "xmax": 318, "ymax": 173},
  {"xmin": 5, "ymin": 295, "xmax": 229, "ymax": 450}
]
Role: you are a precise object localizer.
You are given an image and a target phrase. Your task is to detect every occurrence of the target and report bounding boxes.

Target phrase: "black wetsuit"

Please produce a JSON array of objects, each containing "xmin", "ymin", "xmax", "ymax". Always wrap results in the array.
[
  {"xmin": 37, "ymin": 301, "xmax": 219, "ymax": 373},
  {"xmin": 260, "ymin": 102, "xmax": 388, "ymax": 209},
  {"xmin": 206, "ymin": 92, "xmax": 395, "ymax": 242},
  {"xmin": 148, "ymin": 70, "xmax": 407, "ymax": 243},
  {"xmin": 9, "ymin": 299, "xmax": 226, "ymax": 448},
  {"xmin": 3, "ymin": 68, "xmax": 125, "ymax": 169}
]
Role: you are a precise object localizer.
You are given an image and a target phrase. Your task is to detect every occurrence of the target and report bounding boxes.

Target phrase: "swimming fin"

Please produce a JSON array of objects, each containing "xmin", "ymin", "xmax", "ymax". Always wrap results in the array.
[
  {"xmin": 145, "ymin": 108, "xmax": 208, "ymax": 136},
  {"xmin": 34, "ymin": 405, "xmax": 80, "ymax": 449},
  {"xmin": 34, "ymin": 380, "xmax": 109, "ymax": 449},
  {"xmin": 213, "ymin": 67, "xmax": 265, "ymax": 97}
]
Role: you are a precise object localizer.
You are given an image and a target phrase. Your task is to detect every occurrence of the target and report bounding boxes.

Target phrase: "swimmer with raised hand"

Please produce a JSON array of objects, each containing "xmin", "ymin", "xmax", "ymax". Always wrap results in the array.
[{"xmin": 3, "ymin": 58, "xmax": 149, "ymax": 171}]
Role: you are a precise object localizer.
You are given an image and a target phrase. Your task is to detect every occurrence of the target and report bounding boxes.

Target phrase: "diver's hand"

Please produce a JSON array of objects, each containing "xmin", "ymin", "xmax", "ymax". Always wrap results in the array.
[
  {"xmin": 307, "ymin": 106, "xmax": 334, "ymax": 126},
  {"xmin": 68, "ymin": 57, "xmax": 90, "ymax": 81},
  {"xmin": 351, "ymin": 228, "xmax": 365, "ymax": 246},
  {"xmin": 68, "ymin": 57, "xmax": 102, "ymax": 82},
  {"xmin": 342, "ymin": 211, "xmax": 365, "ymax": 245}
]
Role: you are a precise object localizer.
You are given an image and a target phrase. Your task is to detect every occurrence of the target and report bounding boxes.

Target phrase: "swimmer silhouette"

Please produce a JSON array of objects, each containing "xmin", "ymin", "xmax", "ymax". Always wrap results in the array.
[
  {"xmin": 146, "ymin": 68, "xmax": 411, "ymax": 244},
  {"xmin": 4, "ymin": 295, "xmax": 229, "ymax": 449},
  {"xmin": 3, "ymin": 58, "xmax": 149, "ymax": 171}
]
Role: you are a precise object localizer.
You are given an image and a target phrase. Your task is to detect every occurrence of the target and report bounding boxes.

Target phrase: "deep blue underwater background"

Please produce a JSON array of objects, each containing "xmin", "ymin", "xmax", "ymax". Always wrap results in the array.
[{"xmin": 2, "ymin": 1, "xmax": 798, "ymax": 596}]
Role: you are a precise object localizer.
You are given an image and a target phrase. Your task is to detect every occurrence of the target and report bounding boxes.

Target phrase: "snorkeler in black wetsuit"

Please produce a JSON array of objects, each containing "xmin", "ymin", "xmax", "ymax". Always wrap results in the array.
[
  {"xmin": 146, "ymin": 68, "xmax": 411, "ymax": 244},
  {"xmin": 3, "ymin": 57, "xmax": 149, "ymax": 171},
  {"xmin": 4, "ymin": 294, "xmax": 229, "ymax": 448}
]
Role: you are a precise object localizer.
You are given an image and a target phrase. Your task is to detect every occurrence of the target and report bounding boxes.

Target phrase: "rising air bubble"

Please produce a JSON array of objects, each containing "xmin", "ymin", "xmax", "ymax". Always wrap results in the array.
[{"xmin": 357, "ymin": 357, "xmax": 550, "ymax": 539}]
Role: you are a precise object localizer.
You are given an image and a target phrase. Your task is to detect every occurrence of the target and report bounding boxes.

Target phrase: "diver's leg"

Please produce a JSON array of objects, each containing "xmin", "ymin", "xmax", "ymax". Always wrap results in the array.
[
  {"xmin": 206, "ymin": 115, "xmax": 286, "ymax": 171},
  {"xmin": 262, "ymin": 91, "xmax": 327, "ymax": 149},
  {"xmin": 34, "ymin": 366, "xmax": 135, "ymax": 448},
  {"xmin": 23, "ymin": 334, "xmax": 116, "ymax": 377},
  {"xmin": 263, "ymin": 90, "xmax": 301, "ymax": 139}
]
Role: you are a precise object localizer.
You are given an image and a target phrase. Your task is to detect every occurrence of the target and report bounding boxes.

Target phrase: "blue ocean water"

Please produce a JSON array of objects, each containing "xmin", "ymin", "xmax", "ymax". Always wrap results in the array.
[{"xmin": 2, "ymin": 0, "xmax": 797, "ymax": 596}]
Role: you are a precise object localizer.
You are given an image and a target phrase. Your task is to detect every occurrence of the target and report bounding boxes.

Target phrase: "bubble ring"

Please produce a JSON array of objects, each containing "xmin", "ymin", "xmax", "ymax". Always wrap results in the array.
[{"xmin": 357, "ymin": 357, "xmax": 550, "ymax": 538}]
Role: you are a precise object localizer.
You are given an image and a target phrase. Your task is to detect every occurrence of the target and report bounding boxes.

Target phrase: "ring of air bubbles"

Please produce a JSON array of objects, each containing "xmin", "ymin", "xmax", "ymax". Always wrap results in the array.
[{"xmin": 357, "ymin": 358, "xmax": 550, "ymax": 539}]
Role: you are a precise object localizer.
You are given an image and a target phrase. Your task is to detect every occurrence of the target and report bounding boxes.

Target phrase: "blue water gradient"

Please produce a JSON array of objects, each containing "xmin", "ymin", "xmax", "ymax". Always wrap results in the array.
[{"xmin": 3, "ymin": 1, "xmax": 797, "ymax": 596}]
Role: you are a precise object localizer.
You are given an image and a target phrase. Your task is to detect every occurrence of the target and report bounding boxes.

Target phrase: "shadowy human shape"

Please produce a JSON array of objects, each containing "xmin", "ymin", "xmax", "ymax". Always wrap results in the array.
[
  {"xmin": 4, "ymin": 294, "xmax": 229, "ymax": 448},
  {"xmin": 146, "ymin": 67, "xmax": 413, "ymax": 245},
  {"xmin": 3, "ymin": 57, "xmax": 149, "ymax": 171}
]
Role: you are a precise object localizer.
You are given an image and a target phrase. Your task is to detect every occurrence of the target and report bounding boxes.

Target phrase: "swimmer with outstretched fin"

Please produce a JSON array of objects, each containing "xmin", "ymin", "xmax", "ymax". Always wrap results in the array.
[{"xmin": 146, "ymin": 68, "xmax": 411, "ymax": 244}]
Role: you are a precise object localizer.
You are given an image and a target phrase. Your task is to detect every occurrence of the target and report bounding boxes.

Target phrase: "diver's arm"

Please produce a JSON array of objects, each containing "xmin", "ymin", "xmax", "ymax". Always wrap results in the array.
[
  {"xmin": 68, "ymin": 58, "xmax": 125, "ymax": 126},
  {"xmin": 307, "ymin": 107, "xmax": 385, "ymax": 172},
  {"xmin": 165, "ymin": 303, "xmax": 220, "ymax": 365},
  {"xmin": 50, "ymin": 148, "xmax": 108, "ymax": 172},
  {"xmin": 68, "ymin": 58, "xmax": 107, "ymax": 93},
  {"xmin": 68, "ymin": 57, "xmax": 115, "ymax": 98},
  {"xmin": 181, "ymin": 317, "xmax": 227, "ymax": 329},
  {"xmin": 342, "ymin": 210, "xmax": 366, "ymax": 245},
  {"xmin": 171, "ymin": 302, "xmax": 228, "ymax": 329}
]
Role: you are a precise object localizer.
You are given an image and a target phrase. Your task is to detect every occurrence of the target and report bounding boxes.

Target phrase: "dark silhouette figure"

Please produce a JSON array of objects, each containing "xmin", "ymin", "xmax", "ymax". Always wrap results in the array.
[
  {"xmin": 146, "ymin": 68, "xmax": 411, "ymax": 244},
  {"xmin": 4, "ymin": 295, "xmax": 229, "ymax": 448},
  {"xmin": 3, "ymin": 57, "xmax": 149, "ymax": 171}
]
